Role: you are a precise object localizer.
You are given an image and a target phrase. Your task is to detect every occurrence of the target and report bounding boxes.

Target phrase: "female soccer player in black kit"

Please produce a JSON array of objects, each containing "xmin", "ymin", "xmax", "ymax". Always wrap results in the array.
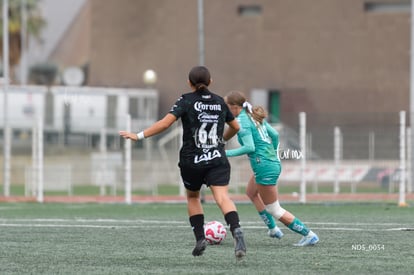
[{"xmin": 119, "ymin": 66, "xmax": 246, "ymax": 259}]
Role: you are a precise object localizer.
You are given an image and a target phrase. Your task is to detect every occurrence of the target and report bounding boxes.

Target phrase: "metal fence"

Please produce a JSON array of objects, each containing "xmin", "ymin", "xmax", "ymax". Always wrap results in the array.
[{"xmin": 0, "ymin": 86, "xmax": 412, "ymax": 204}]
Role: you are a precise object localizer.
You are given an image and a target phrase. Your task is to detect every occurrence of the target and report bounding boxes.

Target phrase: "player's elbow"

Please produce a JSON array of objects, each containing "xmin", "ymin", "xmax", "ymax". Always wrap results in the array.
[
  {"xmin": 231, "ymin": 123, "xmax": 240, "ymax": 132},
  {"xmin": 228, "ymin": 119, "xmax": 240, "ymax": 132}
]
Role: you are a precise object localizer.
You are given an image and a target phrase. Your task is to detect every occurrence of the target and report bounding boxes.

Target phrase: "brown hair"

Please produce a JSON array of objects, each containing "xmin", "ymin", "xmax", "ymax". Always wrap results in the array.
[
  {"xmin": 225, "ymin": 91, "xmax": 267, "ymax": 124},
  {"xmin": 225, "ymin": 90, "xmax": 246, "ymax": 107},
  {"xmin": 188, "ymin": 66, "xmax": 211, "ymax": 91}
]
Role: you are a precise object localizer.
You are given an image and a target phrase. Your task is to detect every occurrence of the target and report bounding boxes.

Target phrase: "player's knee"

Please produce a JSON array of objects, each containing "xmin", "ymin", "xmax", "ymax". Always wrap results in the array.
[
  {"xmin": 265, "ymin": 200, "xmax": 286, "ymax": 220},
  {"xmin": 186, "ymin": 190, "xmax": 200, "ymax": 199}
]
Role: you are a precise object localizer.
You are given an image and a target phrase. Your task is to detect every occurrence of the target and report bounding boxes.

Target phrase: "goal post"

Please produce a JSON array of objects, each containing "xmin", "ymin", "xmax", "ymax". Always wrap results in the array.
[
  {"xmin": 399, "ymin": 111, "xmax": 407, "ymax": 207},
  {"xmin": 36, "ymin": 116, "xmax": 44, "ymax": 203},
  {"xmin": 124, "ymin": 114, "xmax": 132, "ymax": 204},
  {"xmin": 299, "ymin": 112, "xmax": 307, "ymax": 203}
]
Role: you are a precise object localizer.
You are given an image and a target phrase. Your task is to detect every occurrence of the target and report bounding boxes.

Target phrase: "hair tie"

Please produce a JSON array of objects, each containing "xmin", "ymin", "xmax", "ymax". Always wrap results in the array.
[{"xmin": 242, "ymin": 101, "xmax": 253, "ymax": 113}]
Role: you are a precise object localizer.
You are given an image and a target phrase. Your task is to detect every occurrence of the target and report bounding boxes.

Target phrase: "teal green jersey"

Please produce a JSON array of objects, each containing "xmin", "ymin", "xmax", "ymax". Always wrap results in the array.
[{"xmin": 226, "ymin": 109, "xmax": 280, "ymax": 163}]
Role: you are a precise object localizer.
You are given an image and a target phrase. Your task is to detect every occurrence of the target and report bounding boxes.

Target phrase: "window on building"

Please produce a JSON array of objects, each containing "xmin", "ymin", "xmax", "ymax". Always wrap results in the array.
[
  {"xmin": 106, "ymin": 95, "xmax": 117, "ymax": 128},
  {"xmin": 364, "ymin": 1, "xmax": 410, "ymax": 13},
  {"xmin": 238, "ymin": 5, "xmax": 262, "ymax": 17}
]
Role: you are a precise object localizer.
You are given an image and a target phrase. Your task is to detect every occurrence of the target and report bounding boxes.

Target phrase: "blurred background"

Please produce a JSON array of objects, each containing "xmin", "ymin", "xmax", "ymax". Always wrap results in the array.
[{"xmin": 0, "ymin": 0, "xmax": 412, "ymax": 202}]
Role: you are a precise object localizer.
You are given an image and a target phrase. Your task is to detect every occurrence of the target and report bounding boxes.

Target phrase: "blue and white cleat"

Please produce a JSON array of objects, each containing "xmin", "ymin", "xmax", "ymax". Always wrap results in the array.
[
  {"xmin": 294, "ymin": 230, "xmax": 319, "ymax": 246},
  {"xmin": 268, "ymin": 226, "xmax": 284, "ymax": 239}
]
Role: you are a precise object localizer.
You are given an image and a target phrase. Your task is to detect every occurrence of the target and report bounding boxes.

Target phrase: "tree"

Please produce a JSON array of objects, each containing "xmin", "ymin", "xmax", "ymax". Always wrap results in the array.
[{"xmin": 0, "ymin": 0, "xmax": 46, "ymax": 72}]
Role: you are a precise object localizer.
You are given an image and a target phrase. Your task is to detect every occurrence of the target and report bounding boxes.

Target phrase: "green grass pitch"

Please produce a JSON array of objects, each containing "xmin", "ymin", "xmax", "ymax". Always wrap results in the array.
[{"xmin": 0, "ymin": 202, "xmax": 413, "ymax": 274}]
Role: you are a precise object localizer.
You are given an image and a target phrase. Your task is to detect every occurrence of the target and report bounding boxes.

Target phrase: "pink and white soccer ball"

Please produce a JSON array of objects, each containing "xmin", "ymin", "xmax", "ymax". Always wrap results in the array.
[{"xmin": 204, "ymin": 221, "xmax": 227, "ymax": 245}]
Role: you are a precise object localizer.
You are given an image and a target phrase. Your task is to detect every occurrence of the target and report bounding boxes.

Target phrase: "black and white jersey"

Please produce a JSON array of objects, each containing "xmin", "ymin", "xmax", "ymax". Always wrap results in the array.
[{"xmin": 169, "ymin": 89, "xmax": 235, "ymax": 168}]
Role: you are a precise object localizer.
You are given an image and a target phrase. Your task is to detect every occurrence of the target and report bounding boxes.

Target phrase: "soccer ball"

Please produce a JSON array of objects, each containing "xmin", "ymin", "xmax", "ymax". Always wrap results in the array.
[{"xmin": 204, "ymin": 221, "xmax": 227, "ymax": 245}]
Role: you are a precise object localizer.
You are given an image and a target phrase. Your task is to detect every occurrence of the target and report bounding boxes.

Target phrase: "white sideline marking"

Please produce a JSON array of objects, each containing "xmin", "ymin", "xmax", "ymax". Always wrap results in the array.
[
  {"xmin": 306, "ymin": 222, "xmax": 408, "ymax": 226},
  {"xmin": 386, "ymin": 228, "xmax": 414, "ymax": 231},
  {"xmin": 0, "ymin": 219, "xmax": 412, "ymax": 231},
  {"xmin": 0, "ymin": 223, "xmax": 188, "ymax": 229},
  {"xmin": 0, "ymin": 218, "xmax": 409, "ymax": 225},
  {"xmin": 0, "ymin": 218, "xmax": 185, "ymax": 224}
]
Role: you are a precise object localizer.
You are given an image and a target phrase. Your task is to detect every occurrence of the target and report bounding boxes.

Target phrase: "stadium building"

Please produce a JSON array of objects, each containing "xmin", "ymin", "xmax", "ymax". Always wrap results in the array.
[
  {"xmin": 1, "ymin": 0, "xmax": 411, "ymax": 206},
  {"xmin": 50, "ymin": 0, "xmax": 410, "ymax": 159},
  {"xmin": 82, "ymin": 0, "xmax": 409, "ymax": 118}
]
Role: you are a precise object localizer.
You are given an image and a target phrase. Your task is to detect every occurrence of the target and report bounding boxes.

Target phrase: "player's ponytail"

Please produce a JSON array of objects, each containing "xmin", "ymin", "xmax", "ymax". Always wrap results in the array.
[
  {"xmin": 251, "ymin": 106, "xmax": 267, "ymax": 124},
  {"xmin": 242, "ymin": 101, "xmax": 253, "ymax": 113}
]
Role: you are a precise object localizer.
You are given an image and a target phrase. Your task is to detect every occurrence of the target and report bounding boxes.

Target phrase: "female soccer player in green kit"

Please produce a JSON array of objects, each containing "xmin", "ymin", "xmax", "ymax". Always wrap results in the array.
[{"xmin": 224, "ymin": 91, "xmax": 319, "ymax": 246}]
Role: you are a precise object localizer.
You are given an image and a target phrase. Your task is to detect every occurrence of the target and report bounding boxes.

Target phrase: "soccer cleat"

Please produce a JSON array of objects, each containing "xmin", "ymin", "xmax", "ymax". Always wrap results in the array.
[
  {"xmin": 233, "ymin": 227, "xmax": 246, "ymax": 259},
  {"xmin": 294, "ymin": 230, "xmax": 319, "ymax": 246},
  {"xmin": 268, "ymin": 226, "xmax": 284, "ymax": 239},
  {"xmin": 192, "ymin": 239, "xmax": 208, "ymax": 256}
]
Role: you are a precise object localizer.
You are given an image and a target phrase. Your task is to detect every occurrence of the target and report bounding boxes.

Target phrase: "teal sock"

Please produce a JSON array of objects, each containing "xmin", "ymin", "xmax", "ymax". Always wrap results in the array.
[
  {"xmin": 288, "ymin": 217, "xmax": 310, "ymax": 236},
  {"xmin": 258, "ymin": 210, "xmax": 276, "ymax": 230}
]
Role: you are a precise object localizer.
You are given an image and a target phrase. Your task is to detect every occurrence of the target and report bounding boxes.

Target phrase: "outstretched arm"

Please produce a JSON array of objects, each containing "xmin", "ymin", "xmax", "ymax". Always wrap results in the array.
[
  {"xmin": 119, "ymin": 113, "xmax": 177, "ymax": 141},
  {"xmin": 226, "ymin": 133, "xmax": 255, "ymax": 157}
]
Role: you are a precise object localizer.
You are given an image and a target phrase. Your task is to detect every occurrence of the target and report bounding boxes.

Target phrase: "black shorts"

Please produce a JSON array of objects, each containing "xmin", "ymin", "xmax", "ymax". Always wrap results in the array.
[{"xmin": 179, "ymin": 162, "xmax": 231, "ymax": 192}]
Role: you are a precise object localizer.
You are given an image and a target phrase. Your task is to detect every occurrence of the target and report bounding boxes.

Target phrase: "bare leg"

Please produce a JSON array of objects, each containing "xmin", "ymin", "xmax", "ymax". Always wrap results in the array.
[
  {"xmin": 209, "ymin": 185, "xmax": 237, "ymax": 214},
  {"xmin": 210, "ymin": 185, "xmax": 246, "ymax": 258},
  {"xmin": 246, "ymin": 175, "xmax": 282, "ymax": 237},
  {"xmin": 246, "ymin": 175, "xmax": 266, "ymax": 212},
  {"xmin": 186, "ymin": 189, "xmax": 203, "ymax": 216}
]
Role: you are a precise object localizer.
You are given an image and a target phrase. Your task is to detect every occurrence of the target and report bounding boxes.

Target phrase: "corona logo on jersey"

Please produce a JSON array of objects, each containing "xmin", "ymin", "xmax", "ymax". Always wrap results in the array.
[{"xmin": 194, "ymin": 101, "xmax": 222, "ymax": 112}]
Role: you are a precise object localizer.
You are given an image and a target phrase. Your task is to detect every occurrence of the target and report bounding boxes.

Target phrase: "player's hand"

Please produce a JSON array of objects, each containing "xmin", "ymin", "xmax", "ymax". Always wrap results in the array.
[{"xmin": 119, "ymin": 131, "xmax": 138, "ymax": 141}]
